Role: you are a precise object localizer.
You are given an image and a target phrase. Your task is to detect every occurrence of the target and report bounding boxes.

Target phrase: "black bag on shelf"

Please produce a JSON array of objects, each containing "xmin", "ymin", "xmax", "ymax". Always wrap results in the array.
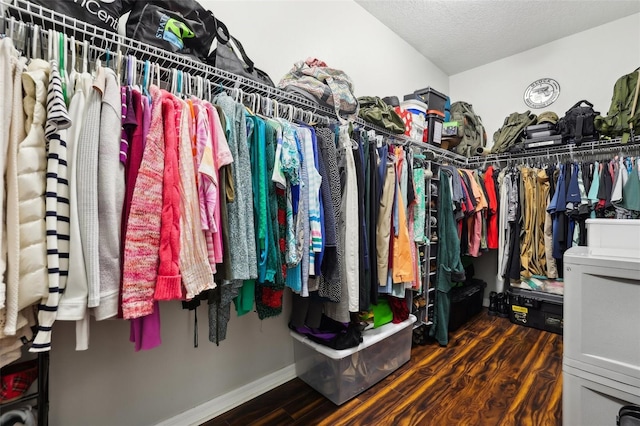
[
  {"xmin": 558, "ymin": 100, "xmax": 600, "ymax": 145},
  {"xmin": 125, "ymin": 0, "xmax": 275, "ymax": 87},
  {"xmin": 207, "ymin": 35, "xmax": 275, "ymax": 87},
  {"xmin": 9, "ymin": 0, "xmax": 135, "ymax": 32},
  {"xmin": 126, "ymin": 0, "xmax": 226, "ymax": 61}
]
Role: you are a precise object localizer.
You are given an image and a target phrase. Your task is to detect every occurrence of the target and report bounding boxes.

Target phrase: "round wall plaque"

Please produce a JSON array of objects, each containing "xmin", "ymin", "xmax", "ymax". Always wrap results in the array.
[{"xmin": 523, "ymin": 78, "xmax": 560, "ymax": 109}]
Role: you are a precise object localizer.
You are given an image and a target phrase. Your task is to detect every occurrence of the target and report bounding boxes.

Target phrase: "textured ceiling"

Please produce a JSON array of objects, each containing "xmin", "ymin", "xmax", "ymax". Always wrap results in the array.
[{"xmin": 355, "ymin": 0, "xmax": 640, "ymax": 75}]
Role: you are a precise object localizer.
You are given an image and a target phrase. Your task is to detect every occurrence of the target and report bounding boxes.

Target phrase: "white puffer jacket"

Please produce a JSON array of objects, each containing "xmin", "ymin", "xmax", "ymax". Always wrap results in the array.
[{"xmin": 3, "ymin": 59, "xmax": 50, "ymax": 336}]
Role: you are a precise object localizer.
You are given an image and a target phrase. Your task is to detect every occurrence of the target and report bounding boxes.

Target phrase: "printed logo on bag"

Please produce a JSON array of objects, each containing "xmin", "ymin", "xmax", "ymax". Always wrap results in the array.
[
  {"xmin": 156, "ymin": 14, "xmax": 195, "ymax": 50},
  {"xmin": 524, "ymin": 78, "xmax": 561, "ymax": 109},
  {"xmin": 72, "ymin": 0, "xmax": 119, "ymax": 30}
]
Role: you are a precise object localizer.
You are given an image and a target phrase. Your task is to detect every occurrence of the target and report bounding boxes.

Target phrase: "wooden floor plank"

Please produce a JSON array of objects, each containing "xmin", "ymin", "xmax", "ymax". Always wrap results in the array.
[
  {"xmin": 246, "ymin": 408, "xmax": 294, "ymax": 426},
  {"xmin": 209, "ymin": 379, "xmax": 304, "ymax": 426},
  {"xmin": 406, "ymin": 325, "xmax": 542, "ymax": 425},
  {"xmin": 499, "ymin": 327, "xmax": 564, "ymax": 426},
  {"xmin": 280, "ymin": 380, "xmax": 333, "ymax": 420},
  {"xmin": 205, "ymin": 314, "xmax": 564, "ymax": 426},
  {"xmin": 459, "ymin": 326, "xmax": 551, "ymax": 426}
]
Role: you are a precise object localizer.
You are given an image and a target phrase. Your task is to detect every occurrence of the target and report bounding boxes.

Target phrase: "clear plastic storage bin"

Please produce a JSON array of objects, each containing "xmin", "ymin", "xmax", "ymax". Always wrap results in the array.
[{"xmin": 290, "ymin": 315, "xmax": 416, "ymax": 405}]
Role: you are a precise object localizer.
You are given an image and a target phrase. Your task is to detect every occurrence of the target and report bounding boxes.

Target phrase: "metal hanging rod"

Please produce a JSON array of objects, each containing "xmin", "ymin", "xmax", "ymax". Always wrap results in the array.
[{"xmin": 465, "ymin": 137, "xmax": 640, "ymax": 167}]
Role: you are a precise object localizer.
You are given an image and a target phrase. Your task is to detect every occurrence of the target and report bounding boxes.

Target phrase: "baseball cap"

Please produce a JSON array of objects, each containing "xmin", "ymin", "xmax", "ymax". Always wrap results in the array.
[{"xmin": 537, "ymin": 111, "xmax": 559, "ymax": 125}]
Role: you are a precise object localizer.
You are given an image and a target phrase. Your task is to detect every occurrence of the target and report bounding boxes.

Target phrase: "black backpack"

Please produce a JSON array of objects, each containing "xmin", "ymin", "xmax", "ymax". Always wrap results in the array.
[
  {"xmin": 558, "ymin": 100, "xmax": 600, "ymax": 145},
  {"xmin": 618, "ymin": 405, "xmax": 640, "ymax": 426}
]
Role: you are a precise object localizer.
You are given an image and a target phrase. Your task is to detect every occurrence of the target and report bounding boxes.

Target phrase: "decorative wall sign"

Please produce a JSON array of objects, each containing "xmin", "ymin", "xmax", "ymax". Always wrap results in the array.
[{"xmin": 523, "ymin": 78, "xmax": 560, "ymax": 109}]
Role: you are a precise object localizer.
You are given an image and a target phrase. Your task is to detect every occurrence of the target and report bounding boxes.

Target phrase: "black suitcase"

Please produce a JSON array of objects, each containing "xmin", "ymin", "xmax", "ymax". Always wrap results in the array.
[
  {"xmin": 525, "ymin": 123, "xmax": 555, "ymax": 135},
  {"xmin": 524, "ymin": 134, "xmax": 564, "ymax": 149},
  {"xmin": 525, "ymin": 130, "xmax": 557, "ymax": 138},
  {"xmin": 508, "ymin": 287, "xmax": 563, "ymax": 334}
]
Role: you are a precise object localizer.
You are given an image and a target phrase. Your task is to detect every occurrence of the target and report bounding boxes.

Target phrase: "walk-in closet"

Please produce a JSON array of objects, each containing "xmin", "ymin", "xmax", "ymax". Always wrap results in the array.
[{"xmin": 1, "ymin": 1, "xmax": 639, "ymax": 425}]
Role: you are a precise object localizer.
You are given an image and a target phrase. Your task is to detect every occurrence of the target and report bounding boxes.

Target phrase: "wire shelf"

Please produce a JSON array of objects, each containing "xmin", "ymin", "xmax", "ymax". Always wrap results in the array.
[
  {"xmin": 465, "ymin": 136, "xmax": 640, "ymax": 167},
  {"xmin": 0, "ymin": 0, "xmax": 471, "ymax": 166},
  {"xmin": 2, "ymin": 0, "xmax": 636, "ymax": 169}
]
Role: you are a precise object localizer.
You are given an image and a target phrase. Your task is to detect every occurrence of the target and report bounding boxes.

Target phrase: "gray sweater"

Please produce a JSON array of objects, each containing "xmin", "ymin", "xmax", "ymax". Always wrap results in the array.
[
  {"xmin": 95, "ymin": 68, "xmax": 124, "ymax": 320},
  {"xmin": 77, "ymin": 67, "xmax": 104, "ymax": 309}
]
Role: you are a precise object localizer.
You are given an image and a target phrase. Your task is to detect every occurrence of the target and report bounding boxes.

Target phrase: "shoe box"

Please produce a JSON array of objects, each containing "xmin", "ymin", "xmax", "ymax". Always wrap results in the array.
[
  {"xmin": 508, "ymin": 286, "xmax": 563, "ymax": 335},
  {"xmin": 448, "ymin": 278, "xmax": 486, "ymax": 332}
]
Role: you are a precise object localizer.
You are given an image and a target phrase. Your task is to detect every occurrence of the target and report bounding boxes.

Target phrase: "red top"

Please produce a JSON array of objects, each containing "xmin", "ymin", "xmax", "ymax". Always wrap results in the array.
[
  {"xmin": 154, "ymin": 93, "xmax": 183, "ymax": 300},
  {"xmin": 483, "ymin": 166, "xmax": 499, "ymax": 250}
]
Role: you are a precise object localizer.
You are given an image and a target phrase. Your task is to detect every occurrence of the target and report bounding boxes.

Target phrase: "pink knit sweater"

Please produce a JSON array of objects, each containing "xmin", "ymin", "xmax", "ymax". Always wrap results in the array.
[
  {"xmin": 154, "ymin": 93, "xmax": 182, "ymax": 300},
  {"xmin": 121, "ymin": 86, "xmax": 165, "ymax": 319}
]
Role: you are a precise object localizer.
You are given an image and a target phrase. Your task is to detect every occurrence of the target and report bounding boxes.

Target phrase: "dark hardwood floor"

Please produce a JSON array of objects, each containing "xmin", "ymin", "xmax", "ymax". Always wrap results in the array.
[{"xmin": 205, "ymin": 312, "xmax": 563, "ymax": 426}]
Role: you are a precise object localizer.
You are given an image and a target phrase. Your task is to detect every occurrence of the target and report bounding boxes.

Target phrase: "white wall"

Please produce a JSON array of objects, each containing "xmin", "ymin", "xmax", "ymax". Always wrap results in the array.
[
  {"xmin": 449, "ymin": 12, "xmax": 640, "ymax": 300},
  {"xmin": 50, "ymin": 299, "xmax": 293, "ymax": 426},
  {"xmin": 49, "ymin": 2, "xmax": 448, "ymax": 426},
  {"xmin": 202, "ymin": 0, "xmax": 450, "ymax": 98},
  {"xmin": 450, "ymin": 13, "xmax": 640, "ymax": 149}
]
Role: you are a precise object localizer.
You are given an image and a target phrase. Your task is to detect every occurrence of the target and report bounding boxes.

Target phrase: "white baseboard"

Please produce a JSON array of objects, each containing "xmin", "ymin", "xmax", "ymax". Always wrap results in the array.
[{"xmin": 155, "ymin": 364, "xmax": 297, "ymax": 426}]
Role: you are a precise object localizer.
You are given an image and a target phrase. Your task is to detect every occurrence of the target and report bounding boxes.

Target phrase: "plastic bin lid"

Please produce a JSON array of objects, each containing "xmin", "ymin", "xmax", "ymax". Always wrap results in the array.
[
  {"xmin": 290, "ymin": 315, "xmax": 416, "ymax": 359},
  {"xmin": 564, "ymin": 246, "xmax": 640, "ymax": 270},
  {"xmin": 400, "ymin": 100, "xmax": 427, "ymax": 113}
]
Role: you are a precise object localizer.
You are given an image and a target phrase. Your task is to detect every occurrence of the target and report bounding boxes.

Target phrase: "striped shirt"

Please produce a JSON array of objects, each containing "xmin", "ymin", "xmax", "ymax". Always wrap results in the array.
[
  {"xmin": 31, "ymin": 61, "xmax": 72, "ymax": 352},
  {"xmin": 296, "ymin": 126, "xmax": 323, "ymax": 275}
]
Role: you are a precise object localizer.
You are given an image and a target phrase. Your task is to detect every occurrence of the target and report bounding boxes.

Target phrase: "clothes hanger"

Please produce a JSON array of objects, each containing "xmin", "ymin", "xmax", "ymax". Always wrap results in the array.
[
  {"xmin": 287, "ymin": 104, "xmax": 294, "ymax": 122},
  {"xmin": 105, "ymin": 47, "xmax": 111, "ymax": 70},
  {"xmin": 142, "ymin": 60, "xmax": 150, "ymax": 96},
  {"xmin": 116, "ymin": 48, "xmax": 123, "ymax": 84},
  {"xmin": 81, "ymin": 40, "xmax": 88, "ymax": 74},
  {"xmin": 196, "ymin": 76, "xmax": 203, "ymax": 100},
  {"xmin": 68, "ymin": 35, "xmax": 77, "ymax": 94},
  {"xmin": 59, "ymin": 32, "xmax": 69, "ymax": 103},
  {"xmin": 149, "ymin": 61, "xmax": 157, "ymax": 93},
  {"xmin": 204, "ymin": 78, "xmax": 212, "ymax": 102},
  {"xmin": 46, "ymin": 28, "xmax": 52, "ymax": 62},
  {"xmin": 186, "ymin": 72, "xmax": 193, "ymax": 99},
  {"xmin": 154, "ymin": 62, "xmax": 160, "ymax": 89},
  {"xmin": 29, "ymin": 24, "xmax": 38, "ymax": 60},
  {"xmin": 171, "ymin": 68, "xmax": 178, "ymax": 95}
]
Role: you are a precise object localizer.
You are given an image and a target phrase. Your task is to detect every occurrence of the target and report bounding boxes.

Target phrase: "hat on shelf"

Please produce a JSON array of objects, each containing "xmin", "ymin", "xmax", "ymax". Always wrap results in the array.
[
  {"xmin": 537, "ymin": 111, "xmax": 559, "ymax": 125},
  {"xmin": 382, "ymin": 96, "xmax": 400, "ymax": 107}
]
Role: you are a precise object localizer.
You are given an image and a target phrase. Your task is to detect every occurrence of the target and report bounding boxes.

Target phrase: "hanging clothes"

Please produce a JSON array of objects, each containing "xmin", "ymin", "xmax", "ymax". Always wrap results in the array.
[
  {"xmin": 95, "ymin": 68, "xmax": 125, "ymax": 318},
  {"xmin": 338, "ymin": 125, "xmax": 359, "ymax": 312},
  {"xmin": 483, "ymin": 166, "xmax": 499, "ymax": 249},
  {"xmin": 4, "ymin": 59, "xmax": 50, "ymax": 337},
  {"xmin": 121, "ymin": 85, "xmax": 166, "ymax": 319},
  {"xmin": 31, "ymin": 61, "xmax": 71, "ymax": 351},
  {"xmin": 430, "ymin": 169, "xmax": 465, "ymax": 346},
  {"xmin": 178, "ymin": 99, "xmax": 215, "ymax": 300}
]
